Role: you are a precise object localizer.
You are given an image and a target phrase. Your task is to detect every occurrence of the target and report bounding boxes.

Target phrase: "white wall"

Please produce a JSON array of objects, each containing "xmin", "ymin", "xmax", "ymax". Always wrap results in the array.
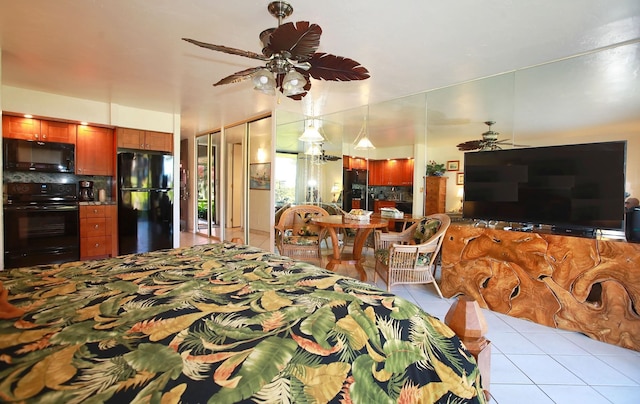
[{"xmin": 2, "ymin": 86, "xmax": 175, "ymax": 133}]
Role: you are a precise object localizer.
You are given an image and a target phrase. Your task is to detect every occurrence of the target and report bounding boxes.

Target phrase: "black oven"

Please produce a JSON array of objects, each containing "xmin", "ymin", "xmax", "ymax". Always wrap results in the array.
[
  {"xmin": 3, "ymin": 183, "xmax": 79, "ymax": 268},
  {"xmin": 3, "ymin": 138, "xmax": 75, "ymax": 173}
]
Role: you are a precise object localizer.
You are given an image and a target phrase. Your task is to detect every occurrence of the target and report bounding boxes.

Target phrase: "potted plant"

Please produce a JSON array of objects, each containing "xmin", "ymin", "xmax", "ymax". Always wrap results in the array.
[{"xmin": 426, "ymin": 160, "xmax": 446, "ymax": 176}]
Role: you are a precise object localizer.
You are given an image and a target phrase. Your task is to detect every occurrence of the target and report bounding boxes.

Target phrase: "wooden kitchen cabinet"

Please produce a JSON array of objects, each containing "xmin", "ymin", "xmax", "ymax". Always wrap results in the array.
[
  {"xmin": 368, "ymin": 159, "xmax": 414, "ymax": 186},
  {"xmin": 2, "ymin": 116, "xmax": 40, "ymax": 140},
  {"xmin": 40, "ymin": 120, "xmax": 77, "ymax": 143},
  {"xmin": 373, "ymin": 200, "xmax": 396, "ymax": 213},
  {"xmin": 371, "ymin": 161, "xmax": 383, "ymax": 185},
  {"xmin": 2, "ymin": 116, "xmax": 76, "ymax": 143},
  {"xmin": 424, "ymin": 176, "xmax": 447, "ymax": 214},
  {"xmin": 401, "ymin": 158, "xmax": 414, "ymax": 185},
  {"xmin": 117, "ymin": 127, "xmax": 173, "ymax": 153},
  {"xmin": 77, "ymin": 125, "xmax": 115, "ymax": 176},
  {"xmin": 80, "ymin": 205, "xmax": 117, "ymax": 260},
  {"xmin": 343, "ymin": 156, "xmax": 368, "ymax": 170}
]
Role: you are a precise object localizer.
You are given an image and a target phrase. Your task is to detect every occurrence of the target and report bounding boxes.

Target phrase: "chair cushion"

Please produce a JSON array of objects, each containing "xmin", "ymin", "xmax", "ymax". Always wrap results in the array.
[
  {"xmin": 375, "ymin": 248, "xmax": 432, "ymax": 266},
  {"xmin": 374, "ymin": 248, "xmax": 389, "ymax": 264},
  {"xmin": 293, "ymin": 212, "xmax": 322, "ymax": 236},
  {"xmin": 413, "ymin": 218, "xmax": 441, "ymax": 243},
  {"xmin": 283, "ymin": 236, "xmax": 320, "ymax": 246}
]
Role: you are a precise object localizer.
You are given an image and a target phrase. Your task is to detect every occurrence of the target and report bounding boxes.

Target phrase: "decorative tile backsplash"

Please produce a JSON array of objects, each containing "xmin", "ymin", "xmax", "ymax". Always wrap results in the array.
[{"xmin": 3, "ymin": 172, "xmax": 112, "ymax": 199}]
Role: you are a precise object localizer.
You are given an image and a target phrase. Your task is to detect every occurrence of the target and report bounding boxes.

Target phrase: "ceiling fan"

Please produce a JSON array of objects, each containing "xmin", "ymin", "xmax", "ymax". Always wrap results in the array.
[
  {"xmin": 456, "ymin": 121, "xmax": 527, "ymax": 151},
  {"xmin": 299, "ymin": 143, "xmax": 341, "ymax": 163},
  {"xmin": 182, "ymin": 1, "xmax": 370, "ymax": 99}
]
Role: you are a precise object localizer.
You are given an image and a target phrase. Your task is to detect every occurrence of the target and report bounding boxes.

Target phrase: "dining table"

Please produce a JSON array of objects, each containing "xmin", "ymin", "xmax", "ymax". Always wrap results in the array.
[{"xmin": 312, "ymin": 215, "xmax": 389, "ymax": 281}]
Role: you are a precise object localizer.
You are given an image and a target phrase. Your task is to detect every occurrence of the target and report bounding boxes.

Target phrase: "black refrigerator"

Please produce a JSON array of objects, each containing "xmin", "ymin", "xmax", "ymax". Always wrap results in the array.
[
  {"xmin": 118, "ymin": 152, "xmax": 174, "ymax": 255},
  {"xmin": 342, "ymin": 168, "xmax": 367, "ymax": 211}
]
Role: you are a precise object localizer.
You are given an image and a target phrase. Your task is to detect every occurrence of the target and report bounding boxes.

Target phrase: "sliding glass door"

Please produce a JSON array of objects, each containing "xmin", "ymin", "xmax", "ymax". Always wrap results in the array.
[{"xmin": 196, "ymin": 132, "xmax": 219, "ymax": 238}]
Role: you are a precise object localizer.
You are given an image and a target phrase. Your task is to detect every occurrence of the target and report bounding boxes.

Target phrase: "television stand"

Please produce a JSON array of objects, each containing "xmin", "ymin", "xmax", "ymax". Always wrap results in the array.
[{"xmin": 551, "ymin": 225, "xmax": 595, "ymax": 238}]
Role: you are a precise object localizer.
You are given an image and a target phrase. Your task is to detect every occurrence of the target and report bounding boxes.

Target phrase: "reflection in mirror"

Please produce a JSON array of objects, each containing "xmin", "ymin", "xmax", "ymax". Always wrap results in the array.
[
  {"xmin": 426, "ymin": 73, "xmax": 516, "ymax": 212},
  {"xmin": 247, "ymin": 116, "xmax": 272, "ymax": 249},
  {"xmin": 195, "ymin": 132, "xmax": 219, "ymax": 240},
  {"xmin": 513, "ymin": 41, "xmax": 639, "ymax": 202},
  {"xmin": 274, "ymin": 40, "xmax": 640, "ymax": 239},
  {"xmin": 224, "ymin": 123, "xmax": 246, "ymax": 244}
]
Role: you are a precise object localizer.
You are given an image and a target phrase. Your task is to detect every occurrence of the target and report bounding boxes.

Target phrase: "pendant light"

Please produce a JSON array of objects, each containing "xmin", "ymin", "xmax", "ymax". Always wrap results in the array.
[
  {"xmin": 299, "ymin": 121, "xmax": 324, "ymax": 143},
  {"xmin": 298, "ymin": 102, "xmax": 324, "ymax": 143},
  {"xmin": 304, "ymin": 143, "xmax": 322, "ymax": 156},
  {"xmin": 353, "ymin": 106, "xmax": 375, "ymax": 150}
]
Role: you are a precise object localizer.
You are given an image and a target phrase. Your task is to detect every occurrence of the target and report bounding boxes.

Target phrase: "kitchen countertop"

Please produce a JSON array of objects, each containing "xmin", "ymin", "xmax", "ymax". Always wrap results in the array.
[{"xmin": 373, "ymin": 199, "xmax": 413, "ymax": 203}]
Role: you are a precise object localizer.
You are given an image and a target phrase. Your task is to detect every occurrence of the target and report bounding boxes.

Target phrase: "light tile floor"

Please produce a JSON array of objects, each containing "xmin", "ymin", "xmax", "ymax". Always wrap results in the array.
[{"xmin": 180, "ymin": 231, "xmax": 640, "ymax": 404}]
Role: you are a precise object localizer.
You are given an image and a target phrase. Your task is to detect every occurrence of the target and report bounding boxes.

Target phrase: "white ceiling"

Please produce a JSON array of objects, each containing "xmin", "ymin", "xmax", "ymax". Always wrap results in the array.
[{"xmin": 1, "ymin": 0, "xmax": 639, "ymax": 150}]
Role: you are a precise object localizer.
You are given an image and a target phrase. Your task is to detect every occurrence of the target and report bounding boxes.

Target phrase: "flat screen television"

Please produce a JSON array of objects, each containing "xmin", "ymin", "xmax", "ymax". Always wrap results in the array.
[{"xmin": 462, "ymin": 141, "xmax": 626, "ymax": 231}]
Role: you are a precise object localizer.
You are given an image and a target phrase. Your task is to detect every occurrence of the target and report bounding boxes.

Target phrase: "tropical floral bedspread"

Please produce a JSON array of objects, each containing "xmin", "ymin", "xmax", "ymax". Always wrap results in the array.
[{"xmin": 0, "ymin": 242, "xmax": 485, "ymax": 403}]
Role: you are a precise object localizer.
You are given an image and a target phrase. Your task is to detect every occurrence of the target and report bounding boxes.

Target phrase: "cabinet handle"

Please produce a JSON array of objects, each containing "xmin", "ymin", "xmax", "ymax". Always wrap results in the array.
[
  {"xmin": 95, "ymin": 243, "xmax": 100, "ymax": 247},
  {"xmin": 34, "ymin": 133, "xmax": 39, "ymax": 139},
  {"xmin": 93, "ymin": 209, "xmax": 98, "ymax": 214},
  {"xmin": 94, "ymin": 224, "xmax": 99, "ymax": 229}
]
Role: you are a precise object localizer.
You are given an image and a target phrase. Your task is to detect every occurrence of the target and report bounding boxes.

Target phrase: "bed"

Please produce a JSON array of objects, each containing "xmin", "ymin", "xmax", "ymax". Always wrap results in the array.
[{"xmin": 0, "ymin": 242, "xmax": 485, "ymax": 403}]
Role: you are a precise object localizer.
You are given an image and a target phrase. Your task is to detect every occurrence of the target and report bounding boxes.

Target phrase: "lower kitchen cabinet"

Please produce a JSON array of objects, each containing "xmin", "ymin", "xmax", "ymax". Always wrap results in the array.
[
  {"xmin": 373, "ymin": 200, "xmax": 396, "ymax": 213},
  {"xmin": 80, "ymin": 205, "xmax": 117, "ymax": 260}
]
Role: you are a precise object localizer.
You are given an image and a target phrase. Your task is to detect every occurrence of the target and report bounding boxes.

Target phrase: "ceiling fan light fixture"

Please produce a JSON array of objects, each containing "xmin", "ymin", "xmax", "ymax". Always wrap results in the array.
[
  {"xmin": 252, "ymin": 69, "xmax": 276, "ymax": 95},
  {"xmin": 282, "ymin": 69, "xmax": 307, "ymax": 96}
]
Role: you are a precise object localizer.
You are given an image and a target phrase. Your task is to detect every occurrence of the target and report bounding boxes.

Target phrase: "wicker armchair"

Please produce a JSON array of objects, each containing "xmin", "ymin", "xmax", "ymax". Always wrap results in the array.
[
  {"xmin": 274, "ymin": 205, "xmax": 330, "ymax": 263},
  {"xmin": 373, "ymin": 213, "xmax": 451, "ymax": 296}
]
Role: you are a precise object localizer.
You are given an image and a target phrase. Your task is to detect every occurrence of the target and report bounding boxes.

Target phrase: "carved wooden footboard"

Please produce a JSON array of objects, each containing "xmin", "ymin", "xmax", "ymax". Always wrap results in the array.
[{"xmin": 441, "ymin": 224, "xmax": 640, "ymax": 351}]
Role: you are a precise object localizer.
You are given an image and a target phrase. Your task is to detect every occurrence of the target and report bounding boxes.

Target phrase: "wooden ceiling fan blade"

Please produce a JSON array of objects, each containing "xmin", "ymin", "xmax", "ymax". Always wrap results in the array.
[
  {"xmin": 266, "ymin": 21, "xmax": 321, "ymax": 60},
  {"xmin": 307, "ymin": 53, "xmax": 370, "ymax": 81},
  {"xmin": 457, "ymin": 140, "xmax": 483, "ymax": 151},
  {"xmin": 182, "ymin": 38, "xmax": 267, "ymax": 61},
  {"xmin": 213, "ymin": 66, "xmax": 263, "ymax": 86}
]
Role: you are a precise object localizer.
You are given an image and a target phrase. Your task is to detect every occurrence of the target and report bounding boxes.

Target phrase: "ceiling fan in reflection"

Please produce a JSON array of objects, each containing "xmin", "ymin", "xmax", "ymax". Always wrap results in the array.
[
  {"xmin": 299, "ymin": 143, "xmax": 341, "ymax": 164},
  {"xmin": 456, "ymin": 121, "xmax": 528, "ymax": 151}
]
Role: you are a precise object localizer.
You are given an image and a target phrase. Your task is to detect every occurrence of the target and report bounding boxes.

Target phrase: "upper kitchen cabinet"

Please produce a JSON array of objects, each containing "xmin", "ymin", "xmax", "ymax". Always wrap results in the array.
[
  {"xmin": 2, "ymin": 116, "xmax": 76, "ymax": 143},
  {"xmin": 41, "ymin": 120, "xmax": 77, "ymax": 143},
  {"xmin": 77, "ymin": 125, "xmax": 115, "ymax": 176},
  {"xmin": 343, "ymin": 156, "xmax": 368, "ymax": 170},
  {"xmin": 369, "ymin": 159, "xmax": 414, "ymax": 186},
  {"xmin": 117, "ymin": 127, "xmax": 173, "ymax": 153}
]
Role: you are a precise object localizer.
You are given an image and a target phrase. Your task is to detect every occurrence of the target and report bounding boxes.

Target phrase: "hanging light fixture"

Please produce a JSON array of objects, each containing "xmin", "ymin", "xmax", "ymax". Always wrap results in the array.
[
  {"xmin": 304, "ymin": 143, "xmax": 323, "ymax": 156},
  {"xmin": 353, "ymin": 106, "xmax": 375, "ymax": 150},
  {"xmin": 252, "ymin": 68, "xmax": 276, "ymax": 95},
  {"xmin": 282, "ymin": 69, "xmax": 307, "ymax": 96},
  {"xmin": 298, "ymin": 117, "xmax": 324, "ymax": 143}
]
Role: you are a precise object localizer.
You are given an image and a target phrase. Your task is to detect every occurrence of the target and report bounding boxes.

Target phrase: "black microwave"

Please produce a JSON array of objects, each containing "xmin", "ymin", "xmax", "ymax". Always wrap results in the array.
[{"xmin": 4, "ymin": 138, "xmax": 75, "ymax": 173}]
